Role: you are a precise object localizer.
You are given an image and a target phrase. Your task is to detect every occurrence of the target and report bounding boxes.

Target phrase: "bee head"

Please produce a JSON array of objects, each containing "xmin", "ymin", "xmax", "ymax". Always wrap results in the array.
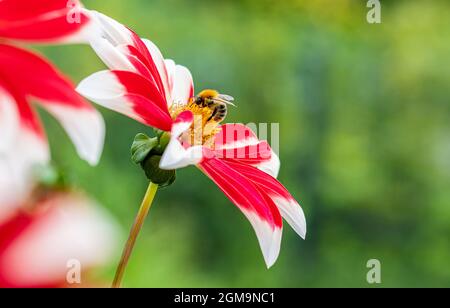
[
  {"xmin": 194, "ymin": 89, "xmax": 218, "ymax": 106},
  {"xmin": 193, "ymin": 96, "xmax": 204, "ymax": 105},
  {"xmin": 194, "ymin": 89, "xmax": 235, "ymax": 106},
  {"xmin": 197, "ymin": 89, "xmax": 220, "ymax": 99}
]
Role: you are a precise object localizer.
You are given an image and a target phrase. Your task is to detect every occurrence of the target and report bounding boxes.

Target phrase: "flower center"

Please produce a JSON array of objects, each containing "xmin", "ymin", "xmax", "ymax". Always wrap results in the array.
[{"xmin": 170, "ymin": 96, "xmax": 223, "ymax": 149}]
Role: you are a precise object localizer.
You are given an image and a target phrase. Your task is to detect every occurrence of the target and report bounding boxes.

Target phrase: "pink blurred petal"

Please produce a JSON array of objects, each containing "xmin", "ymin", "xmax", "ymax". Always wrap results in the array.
[{"xmin": 0, "ymin": 193, "xmax": 119, "ymax": 288}]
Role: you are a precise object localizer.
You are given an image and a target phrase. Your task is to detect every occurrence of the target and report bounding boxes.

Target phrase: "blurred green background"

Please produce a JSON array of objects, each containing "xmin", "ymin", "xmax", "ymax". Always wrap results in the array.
[{"xmin": 36, "ymin": 0, "xmax": 450, "ymax": 287}]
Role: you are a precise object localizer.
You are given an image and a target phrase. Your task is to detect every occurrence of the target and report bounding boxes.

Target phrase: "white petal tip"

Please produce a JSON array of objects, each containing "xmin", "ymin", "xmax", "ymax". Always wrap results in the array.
[
  {"xmin": 258, "ymin": 152, "xmax": 281, "ymax": 178},
  {"xmin": 265, "ymin": 258, "xmax": 277, "ymax": 269},
  {"xmin": 76, "ymin": 111, "xmax": 105, "ymax": 167},
  {"xmin": 260, "ymin": 226, "xmax": 282, "ymax": 270},
  {"xmin": 296, "ymin": 209, "xmax": 307, "ymax": 240},
  {"xmin": 81, "ymin": 150, "xmax": 102, "ymax": 167},
  {"xmin": 272, "ymin": 196, "xmax": 307, "ymax": 240},
  {"xmin": 293, "ymin": 208, "xmax": 307, "ymax": 240},
  {"xmin": 39, "ymin": 102, "xmax": 105, "ymax": 168}
]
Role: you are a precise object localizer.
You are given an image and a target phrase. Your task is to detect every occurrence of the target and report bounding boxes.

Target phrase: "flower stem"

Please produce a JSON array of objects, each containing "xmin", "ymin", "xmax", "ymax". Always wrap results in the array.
[{"xmin": 112, "ymin": 182, "xmax": 159, "ymax": 288}]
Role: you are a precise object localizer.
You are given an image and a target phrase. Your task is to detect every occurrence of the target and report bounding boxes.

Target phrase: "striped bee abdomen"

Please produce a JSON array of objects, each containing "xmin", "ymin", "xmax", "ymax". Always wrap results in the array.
[{"xmin": 213, "ymin": 103, "xmax": 227, "ymax": 122}]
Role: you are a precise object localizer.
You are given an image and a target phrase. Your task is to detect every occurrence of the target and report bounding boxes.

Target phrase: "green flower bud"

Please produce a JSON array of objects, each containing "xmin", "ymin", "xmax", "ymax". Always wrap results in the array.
[
  {"xmin": 141, "ymin": 155, "xmax": 176, "ymax": 187},
  {"xmin": 131, "ymin": 132, "xmax": 176, "ymax": 188}
]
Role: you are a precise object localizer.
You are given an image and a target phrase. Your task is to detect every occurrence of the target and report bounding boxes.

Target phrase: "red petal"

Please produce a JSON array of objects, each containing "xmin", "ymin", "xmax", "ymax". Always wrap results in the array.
[
  {"xmin": 0, "ymin": 0, "xmax": 70, "ymax": 20},
  {"xmin": 0, "ymin": 44, "xmax": 104, "ymax": 165},
  {"xmin": 0, "ymin": 44, "xmax": 90, "ymax": 109},
  {"xmin": 0, "ymin": 212, "xmax": 42, "ymax": 288},
  {"xmin": 77, "ymin": 70, "xmax": 172, "ymax": 131},
  {"xmin": 215, "ymin": 124, "xmax": 259, "ymax": 147},
  {"xmin": 199, "ymin": 157, "xmax": 282, "ymax": 267},
  {"xmin": 0, "ymin": 194, "xmax": 119, "ymax": 288},
  {"xmin": 173, "ymin": 110, "xmax": 194, "ymax": 128},
  {"xmin": 199, "ymin": 157, "xmax": 274, "ymax": 222},
  {"xmin": 116, "ymin": 45, "xmax": 154, "ymax": 81},
  {"xmin": 0, "ymin": 0, "xmax": 91, "ymax": 42},
  {"xmin": 112, "ymin": 70, "xmax": 169, "ymax": 115},
  {"xmin": 127, "ymin": 94, "xmax": 172, "ymax": 131},
  {"xmin": 0, "ymin": 213, "xmax": 33, "ymax": 256},
  {"xmin": 214, "ymin": 123, "xmax": 272, "ymax": 164},
  {"xmin": 127, "ymin": 31, "xmax": 167, "ymax": 98},
  {"xmin": 223, "ymin": 160, "xmax": 306, "ymax": 238},
  {"xmin": 0, "ymin": 79, "xmax": 44, "ymax": 138}
]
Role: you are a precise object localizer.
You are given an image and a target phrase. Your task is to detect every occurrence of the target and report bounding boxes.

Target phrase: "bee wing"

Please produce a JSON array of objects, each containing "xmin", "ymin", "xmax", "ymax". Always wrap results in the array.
[
  {"xmin": 214, "ymin": 98, "xmax": 236, "ymax": 107},
  {"xmin": 215, "ymin": 94, "xmax": 236, "ymax": 106},
  {"xmin": 218, "ymin": 94, "xmax": 235, "ymax": 102}
]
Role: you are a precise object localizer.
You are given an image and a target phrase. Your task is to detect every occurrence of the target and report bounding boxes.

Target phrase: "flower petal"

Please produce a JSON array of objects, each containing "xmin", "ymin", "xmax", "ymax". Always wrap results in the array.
[
  {"xmin": 89, "ymin": 10, "xmax": 131, "ymax": 43},
  {"xmin": 0, "ymin": 135, "xmax": 49, "ymax": 219},
  {"xmin": 214, "ymin": 124, "xmax": 260, "ymax": 150},
  {"xmin": 169, "ymin": 64, "xmax": 194, "ymax": 107},
  {"xmin": 0, "ymin": 84, "xmax": 49, "ymax": 210},
  {"xmin": 223, "ymin": 161, "xmax": 306, "ymax": 239},
  {"xmin": 86, "ymin": 12, "xmax": 194, "ymax": 108},
  {"xmin": 256, "ymin": 151, "xmax": 280, "ymax": 179},
  {"xmin": 214, "ymin": 124, "xmax": 280, "ymax": 177},
  {"xmin": 88, "ymin": 36, "xmax": 137, "ymax": 72},
  {"xmin": 198, "ymin": 156, "xmax": 283, "ymax": 268},
  {"xmin": 0, "ymin": 86, "xmax": 19, "ymax": 153},
  {"xmin": 164, "ymin": 59, "xmax": 176, "ymax": 95},
  {"xmin": 77, "ymin": 70, "xmax": 172, "ymax": 131},
  {"xmin": 0, "ymin": 193, "xmax": 119, "ymax": 288},
  {"xmin": 0, "ymin": 0, "xmax": 94, "ymax": 43},
  {"xmin": 88, "ymin": 11, "xmax": 167, "ymax": 99},
  {"xmin": 40, "ymin": 104, "xmax": 105, "ymax": 166},
  {"xmin": 142, "ymin": 39, "xmax": 171, "ymax": 103},
  {"xmin": 159, "ymin": 111, "xmax": 204, "ymax": 170},
  {"xmin": 0, "ymin": 44, "xmax": 105, "ymax": 165}
]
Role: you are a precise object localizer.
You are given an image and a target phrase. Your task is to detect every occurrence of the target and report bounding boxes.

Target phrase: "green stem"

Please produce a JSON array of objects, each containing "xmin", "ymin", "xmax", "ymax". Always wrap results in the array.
[{"xmin": 112, "ymin": 182, "xmax": 159, "ymax": 288}]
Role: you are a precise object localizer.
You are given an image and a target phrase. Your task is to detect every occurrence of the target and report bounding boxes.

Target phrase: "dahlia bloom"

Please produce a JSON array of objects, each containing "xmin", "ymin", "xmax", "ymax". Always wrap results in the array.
[
  {"xmin": 78, "ymin": 12, "xmax": 306, "ymax": 268},
  {"xmin": 0, "ymin": 192, "xmax": 118, "ymax": 288},
  {"xmin": 0, "ymin": 0, "xmax": 104, "ymax": 206}
]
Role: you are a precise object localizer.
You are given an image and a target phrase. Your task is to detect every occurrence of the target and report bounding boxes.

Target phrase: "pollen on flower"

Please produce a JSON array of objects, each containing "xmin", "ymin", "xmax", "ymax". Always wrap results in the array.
[{"xmin": 170, "ymin": 99, "xmax": 222, "ymax": 148}]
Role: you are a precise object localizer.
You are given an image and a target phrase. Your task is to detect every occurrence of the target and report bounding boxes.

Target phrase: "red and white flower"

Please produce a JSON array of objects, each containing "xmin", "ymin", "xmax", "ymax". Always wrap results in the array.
[
  {"xmin": 0, "ymin": 192, "xmax": 119, "ymax": 288},
  {"xmin": 77, "ymin": 12, "xmax": 306, "ymax": 268},
  {"xmin": 0, "ymin": 0, "xmax": 104, "ymax": 207}
]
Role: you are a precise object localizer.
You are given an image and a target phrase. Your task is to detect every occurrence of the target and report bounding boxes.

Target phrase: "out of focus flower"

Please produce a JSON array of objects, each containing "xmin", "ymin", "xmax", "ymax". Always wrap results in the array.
[
  {"xmin": 0, "ymin": 0, "xmax": 93, "ymax": 43},
  {"xmin": 78, "ymin": 12, "xmax": 306, "ymax": 268},
  {"xmin": 0, "ymin": 191, "xmax": 118, "ymax": 288},
  {"xmin": 0, "ymin": 0, "xmax": 104, "ymax": 207}
]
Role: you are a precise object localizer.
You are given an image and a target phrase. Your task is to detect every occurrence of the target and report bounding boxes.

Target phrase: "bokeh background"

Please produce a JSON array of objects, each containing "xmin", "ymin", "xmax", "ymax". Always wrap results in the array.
[{"xmin": 35, "ymin": 0, "xmax": 450, "ymax": 287}]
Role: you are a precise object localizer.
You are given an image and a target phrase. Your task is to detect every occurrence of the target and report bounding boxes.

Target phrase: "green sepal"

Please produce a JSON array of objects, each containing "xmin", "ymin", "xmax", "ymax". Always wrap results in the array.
[
  {"xmin": 159, "ymin": 132, "xmax": 171, "ymax": 149},
  {"xmin": 131, "ymin": 133, "xmax": 159, "ymax": 164}
]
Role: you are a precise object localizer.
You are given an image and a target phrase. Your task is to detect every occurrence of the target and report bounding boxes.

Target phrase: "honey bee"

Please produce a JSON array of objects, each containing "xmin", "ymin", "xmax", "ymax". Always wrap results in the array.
[{"xmin": 193, "ymin": 89, "xmax": 235, "ymax": 123}]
